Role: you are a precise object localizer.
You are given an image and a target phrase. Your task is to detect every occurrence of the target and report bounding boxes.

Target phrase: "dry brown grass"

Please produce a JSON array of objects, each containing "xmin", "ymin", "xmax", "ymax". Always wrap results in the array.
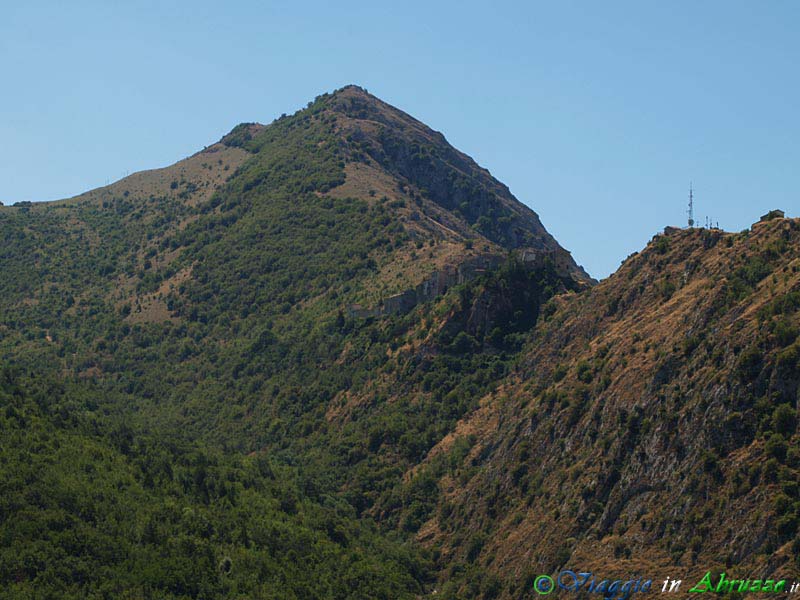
[
  {"xmin": 54, "ymin": 143, "xmax": 250, "ymax": 208},
  {"xmin": 406, "ymin": 219, "xmax": 800, "ymax": 592}
]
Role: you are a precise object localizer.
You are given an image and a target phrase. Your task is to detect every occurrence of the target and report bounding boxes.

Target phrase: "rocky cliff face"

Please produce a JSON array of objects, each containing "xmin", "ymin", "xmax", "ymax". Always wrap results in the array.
[
  {"xmin": 413, "ymin": 217, "xmax": 800, "ymax": 596},
  {"xmin": 348, "ymin": 253, "xmax": 506, "ymax": 318},
  {"xmin": 327, "ymin": 86, "xmax": 592, "ymax": 282}
]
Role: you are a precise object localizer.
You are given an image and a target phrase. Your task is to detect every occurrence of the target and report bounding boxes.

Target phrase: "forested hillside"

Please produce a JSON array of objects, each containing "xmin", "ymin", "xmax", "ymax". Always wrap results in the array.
[
  {"xmin": 1, "ymin": 86, "xmax": 797, "ymax": 599},
  {"xmin": 0, "ymin": 369, "xmax": 431, "ymax": 598}
]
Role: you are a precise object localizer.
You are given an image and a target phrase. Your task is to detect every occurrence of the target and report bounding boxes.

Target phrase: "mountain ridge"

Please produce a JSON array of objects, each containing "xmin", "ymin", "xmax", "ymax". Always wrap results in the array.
[
  {"xmin": 0, "ymin": 87, "xmax": 797, "ymax": 599},
  {"xmin": 410, "ymin": 216, "xmax": 800, "ymax": 595}
]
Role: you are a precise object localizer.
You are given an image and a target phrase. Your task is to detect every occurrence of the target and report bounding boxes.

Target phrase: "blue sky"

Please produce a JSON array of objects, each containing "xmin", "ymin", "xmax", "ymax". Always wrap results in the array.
[{"xmin": 2, "ymin": 1, "xmax": 798, "ymax": 278}]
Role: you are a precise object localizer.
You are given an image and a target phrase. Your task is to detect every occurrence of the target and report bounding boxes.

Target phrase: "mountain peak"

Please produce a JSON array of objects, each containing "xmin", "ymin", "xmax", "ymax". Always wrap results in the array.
[
  {"xmin": 3, "ymin": 81, "xmax": 798, "ymax": 598},
  {"xmin": 325, "ymin": 84, "xmax": 414, "ymax": 124},
  {"xmin": 332, "ymin": 83, "xmax": 370, "ymax": 96},
  {"xmin": 312, "ymin": 87, "xmax": 592, "ymax": 280}
]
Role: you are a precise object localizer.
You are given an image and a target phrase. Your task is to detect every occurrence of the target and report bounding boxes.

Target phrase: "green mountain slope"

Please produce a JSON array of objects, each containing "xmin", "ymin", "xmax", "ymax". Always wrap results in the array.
[
  {"xmin": 0, "ymin": 369, "xmax": 431, "ymax": 599},
  {"xmin": 0, "ymin": 86, "xmax": 586, "ymax": 598},
  {"xmin": 1, "ymin": 86, "xmax": 796, "ymax": 599}
]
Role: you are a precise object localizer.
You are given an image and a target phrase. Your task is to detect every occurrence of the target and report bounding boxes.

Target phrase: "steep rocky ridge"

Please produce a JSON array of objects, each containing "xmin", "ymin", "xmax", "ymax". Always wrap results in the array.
[
  {"xmin": 327, "ymin": 86, "xmax": 590, "ymax": 280},
  {"xmin": 1, "ymin": 85, "xmax": 795, "ymax": 599},
  {"xmin": 412, "ymin": 216, "xmax": 800, "ymax": 597}
]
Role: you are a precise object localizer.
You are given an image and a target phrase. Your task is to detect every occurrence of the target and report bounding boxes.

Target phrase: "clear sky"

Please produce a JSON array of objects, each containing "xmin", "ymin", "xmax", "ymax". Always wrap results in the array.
[{"xmin": 2, "ymin": 1, "xmax": 798, "ymax": 278}]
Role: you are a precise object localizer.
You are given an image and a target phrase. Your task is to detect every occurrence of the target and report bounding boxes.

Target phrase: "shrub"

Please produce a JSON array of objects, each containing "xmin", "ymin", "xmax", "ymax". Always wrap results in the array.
[
  {"xmin": 736, "ymin": 347, "xmax": 762, "ymax": 382},
  {"xmin": 777, "ymin": 515, "xmax": 798, "ymax": 541},
  {"xmin": 773, "ymin": 405, "xmax": 797, "ymax": 437},
  {"xmin": 653, "ymin": 236, "xmax": 670, "ymax": 254},
  {"xmin": 449, "ymin": 331, "xmax": 480, "ymax": 354},
  {"xmin": 766, "ymin": 434, "xmax": 788, "ymax": 462},
  {"xmin": 763, "ymin": 459, "xmax": 780, "ymax": 483},
  {"xmin": 575, "ymin": 360, "xmax": 593, "ymax": 383},
  {"xmin": 774, "ymin": 319, "xmax": 799, "ymax": 347},
  {"xmin": 658, "ymin": 278, "xmax": 677, "ymax": 300}
]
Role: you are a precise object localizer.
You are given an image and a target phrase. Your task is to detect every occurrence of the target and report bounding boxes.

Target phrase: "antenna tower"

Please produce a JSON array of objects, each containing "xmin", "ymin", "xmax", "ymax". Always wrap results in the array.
[{"xmin": 687, "ymin": 183, "xmax": 695, "ymax": 227}]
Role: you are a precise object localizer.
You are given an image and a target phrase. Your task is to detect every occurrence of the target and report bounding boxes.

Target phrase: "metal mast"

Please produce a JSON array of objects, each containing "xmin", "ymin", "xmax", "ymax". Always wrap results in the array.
[{"xmin": 687, "ymin": 183, "xmax": 695, "ymax": 227}]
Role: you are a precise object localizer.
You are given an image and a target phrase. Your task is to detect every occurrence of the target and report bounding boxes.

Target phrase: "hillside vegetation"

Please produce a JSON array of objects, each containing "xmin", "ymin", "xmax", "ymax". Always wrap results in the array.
[
  {"xmin": 1, "ymin": 86, "xmax": 797, "ymax": 599},
  {"xmin": 416, "ymin": 219, "xmax": 800, "ymax": 597}
]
